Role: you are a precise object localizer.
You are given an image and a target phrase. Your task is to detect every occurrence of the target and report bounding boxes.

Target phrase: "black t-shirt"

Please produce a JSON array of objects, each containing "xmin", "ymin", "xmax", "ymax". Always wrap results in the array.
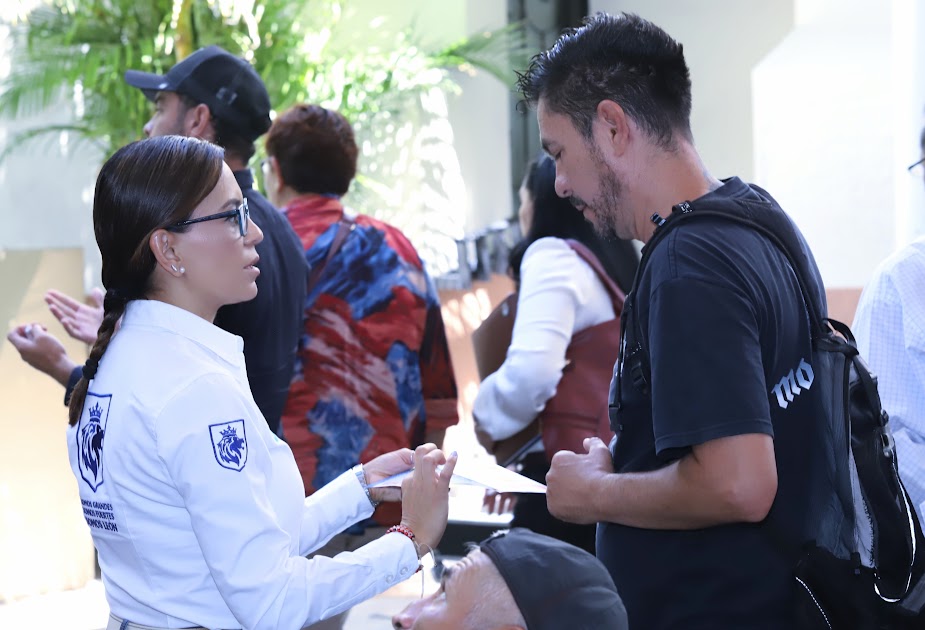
[
  {"xmin": 598, "ymin": 177, "xmax": 826, "ymax": 629},
  {"xmin": 213, "ymin": 170, "xmax": 307, "ymax": 435}
]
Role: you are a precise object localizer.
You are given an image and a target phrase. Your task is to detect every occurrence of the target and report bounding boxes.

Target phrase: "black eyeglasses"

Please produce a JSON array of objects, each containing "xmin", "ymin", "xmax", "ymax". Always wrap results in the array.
[
  {"xmin": 908, "ymin": 157, "xmax": 925, "ymax": 178},
  {"xmin": 167, "ymin": 198, "xmax": 250, "ymax": 237}
]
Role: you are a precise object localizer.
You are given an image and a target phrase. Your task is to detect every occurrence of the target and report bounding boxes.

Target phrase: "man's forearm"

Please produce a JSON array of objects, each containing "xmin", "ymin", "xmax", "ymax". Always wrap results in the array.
[
  {"xmin": 589, "ymin": 461, "xmax": 753, "ymax": 529},
  {"xmin": 52, "ymin": 357, "xmax": 80, "ymax": 388},
  {"xmin": 573, "ymin": 436, "xmax": 777, "ymax": 530}
]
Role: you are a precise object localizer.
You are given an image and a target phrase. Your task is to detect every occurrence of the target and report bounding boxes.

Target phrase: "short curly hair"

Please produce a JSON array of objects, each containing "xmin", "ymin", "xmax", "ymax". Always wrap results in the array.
[
  {"xmin": 265, "ymin": 104, "xmax": 358, "ymax": 196},
  {"xmin": 517, "ymin": 12, "xmax": 692, "ymax": 149}
]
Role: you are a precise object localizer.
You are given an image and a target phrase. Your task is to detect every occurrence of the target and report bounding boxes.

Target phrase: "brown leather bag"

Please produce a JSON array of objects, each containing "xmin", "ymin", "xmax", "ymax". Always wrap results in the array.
[
  {"xmin": 471, "ymin": 292, "xmax": 518, "ymax": 382},
  {"xmin": 472, "ymin": 240, "xmax": 625, "ymax": 465}
]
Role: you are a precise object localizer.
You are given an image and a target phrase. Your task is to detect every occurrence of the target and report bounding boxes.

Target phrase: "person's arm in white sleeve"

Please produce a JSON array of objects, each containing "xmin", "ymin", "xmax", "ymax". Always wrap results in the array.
[
  {"xmin": 474, "ymin": 238, "xmax": 588, "ymax": 440},
  {"xmin": 297, "ymin": 470, "xmax": 376, "ymax": 556},
  {"xmin": 156, "ymin": 373, "xmax": 419, "ymax": 630},
  {"xmin": 854, "ymin": 267, "xmax": 925, "ymax": 520}
]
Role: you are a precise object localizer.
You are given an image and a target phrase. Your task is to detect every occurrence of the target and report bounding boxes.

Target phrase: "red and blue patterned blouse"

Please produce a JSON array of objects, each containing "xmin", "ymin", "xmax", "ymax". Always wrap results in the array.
[{"xmin": 281, "ymin": 195, "xmax": 458, "ymax": 525}]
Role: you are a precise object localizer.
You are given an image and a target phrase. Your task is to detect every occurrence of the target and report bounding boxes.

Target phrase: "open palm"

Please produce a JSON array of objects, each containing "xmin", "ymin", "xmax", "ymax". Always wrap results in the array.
[{"xmin": 45, "ymin": 288, "xmax": 104, "ymax": 345}]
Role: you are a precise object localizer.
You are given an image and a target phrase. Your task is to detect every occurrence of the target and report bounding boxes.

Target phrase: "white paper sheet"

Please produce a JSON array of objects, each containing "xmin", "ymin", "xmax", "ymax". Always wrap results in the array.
[{"xmin": 369, "ymin": 457, "xmax": 546, "ymax": 494}]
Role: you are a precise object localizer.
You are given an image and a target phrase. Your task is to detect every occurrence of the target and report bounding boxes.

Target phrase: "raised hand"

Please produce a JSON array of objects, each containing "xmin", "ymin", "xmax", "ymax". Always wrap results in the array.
[
  {"xmin": 7, "ymin": 323, "xmax": 79, "ymax": 387},
  {"xmin": 45, "ymin": 288, "xmax": 104, "ymax": 345},
  {"xmin": 399, "ymin": 444, "xmax": 457, "ymax": 555}
]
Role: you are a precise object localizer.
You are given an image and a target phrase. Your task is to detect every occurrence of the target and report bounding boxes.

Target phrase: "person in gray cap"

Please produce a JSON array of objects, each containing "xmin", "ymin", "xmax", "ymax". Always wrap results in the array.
[
  {"xmin": 12, "ymin": 46, "xmax": 308, "ymax": 435},
  {"xmin": 391, "ymin": 528, "xmax": 628, "ymax": 630}
]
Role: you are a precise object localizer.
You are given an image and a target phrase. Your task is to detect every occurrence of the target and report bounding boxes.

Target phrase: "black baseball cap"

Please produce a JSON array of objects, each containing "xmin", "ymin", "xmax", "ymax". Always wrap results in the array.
[
  {"xmin": 124, "ymin": 45, "xmax": 272, "ymax": 142},
  {"xmin": 479, "ymin": 528, "xmax": 629, "ymax": 630}
]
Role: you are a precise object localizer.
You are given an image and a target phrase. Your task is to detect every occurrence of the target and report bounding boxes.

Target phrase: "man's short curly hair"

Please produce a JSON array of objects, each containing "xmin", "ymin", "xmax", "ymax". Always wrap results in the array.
[
  {"xmin": 265, "ymin": 104, "xmax": 358, "ymax": 196},
  {"xmin": 517, "ymin": 12, "xmax": 693, "ymax": 149}
]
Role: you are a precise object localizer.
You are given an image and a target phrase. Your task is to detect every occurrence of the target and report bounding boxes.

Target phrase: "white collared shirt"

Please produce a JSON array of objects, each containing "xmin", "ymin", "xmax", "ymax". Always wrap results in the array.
[
  {"xmin": 67, "ymin": 300, "xmax": 418, "ymax": 630},
  {"xmin": 853, "ymin": 237, "xmax": 925, "ymax": 521},
  {"xmin": 473, "ymin": 237, "xmax": 617, "ymax": 441}
]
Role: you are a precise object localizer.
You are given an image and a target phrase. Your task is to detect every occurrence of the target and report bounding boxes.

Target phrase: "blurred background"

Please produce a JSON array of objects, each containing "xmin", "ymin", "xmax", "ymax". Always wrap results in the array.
[{"xmin": 2, "ymin": 0, "xmax": 925, "ymax": 626}]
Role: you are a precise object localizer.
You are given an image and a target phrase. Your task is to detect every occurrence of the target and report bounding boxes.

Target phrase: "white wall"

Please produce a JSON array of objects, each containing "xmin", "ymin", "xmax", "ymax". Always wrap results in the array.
[
  {"xmin": 590, "ymin": 0, "xmax": 794, "ymax": 183},
  {"xmin": 588, "ymin": 0, "xmax": 925, "ymax": 289},
  {"xmin": 755, "ymin": 0, "xmax": 925, "ymax": 288},
  {"xmin": 0, "ymin": 24, "xmax": 102, "ymax": 292},
  {"xmin": 891, "ymin": 0, "xmax": 925, "ymax": 249},
  {"xmin": 753, "ymin": 0, "xmax": 892, "ymax": 288}
]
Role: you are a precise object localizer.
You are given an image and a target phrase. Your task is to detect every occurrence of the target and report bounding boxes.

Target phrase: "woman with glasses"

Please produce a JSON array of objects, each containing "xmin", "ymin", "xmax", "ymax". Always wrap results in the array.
[{"xmin": 66, "ymin": 135, "xmax": 456, "ymax": 630}]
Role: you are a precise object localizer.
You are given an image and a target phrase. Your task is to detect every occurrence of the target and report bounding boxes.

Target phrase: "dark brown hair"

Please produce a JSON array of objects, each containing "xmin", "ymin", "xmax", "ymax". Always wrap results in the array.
[
  {"xmin": 517, "ymin": 12, "xmax": 692, "ymax": 149},
  {"xmin": 264, "ymin": 104, "xmax": 358, "ymax": 196},
  {"xmin": 68, "ymin": 135, "xmax": 225, "ymax": 425}
]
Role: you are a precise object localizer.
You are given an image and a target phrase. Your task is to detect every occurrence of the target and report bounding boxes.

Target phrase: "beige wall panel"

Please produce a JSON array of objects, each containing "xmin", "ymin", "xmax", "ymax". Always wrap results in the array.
[{"xmin": 0, "ymin": 248, "xmax": 94, "ymax": 601}]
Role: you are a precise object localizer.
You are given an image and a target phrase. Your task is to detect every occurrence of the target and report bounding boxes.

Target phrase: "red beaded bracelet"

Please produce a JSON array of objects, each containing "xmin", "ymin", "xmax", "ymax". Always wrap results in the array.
[
  {"xmin": 387, "ymin": 525, "xmax": 423, "ymax": 573},
  {"xmin": 386, "ymin": 524, "xmax": 415, "ymax": 541}
]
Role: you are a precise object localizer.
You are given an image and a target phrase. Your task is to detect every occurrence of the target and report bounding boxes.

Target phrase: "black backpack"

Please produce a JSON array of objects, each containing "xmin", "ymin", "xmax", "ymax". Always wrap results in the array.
[{"xmin": 621, "ymin": 191, "xmax": 925, "ymax": 629}]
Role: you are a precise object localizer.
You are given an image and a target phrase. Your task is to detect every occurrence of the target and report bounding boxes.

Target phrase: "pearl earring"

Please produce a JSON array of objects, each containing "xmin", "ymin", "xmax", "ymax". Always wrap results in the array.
[{"xmin": 179, "ymin": 266, "xmax": 185, "ymax": 274}]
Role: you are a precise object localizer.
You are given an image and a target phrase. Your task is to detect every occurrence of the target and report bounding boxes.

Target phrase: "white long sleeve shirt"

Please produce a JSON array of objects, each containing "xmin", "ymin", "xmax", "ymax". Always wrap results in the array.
[
  {"xmin": 67, "ymin": 300, "xmax": 418, "ymax": 630},
  {"xmin": 473, "ymin": 237, "xmax": 616, "ymax": 442},
  {"xmin": 853, "ymin": 237, "xmax": 925, "ymax": 521}
]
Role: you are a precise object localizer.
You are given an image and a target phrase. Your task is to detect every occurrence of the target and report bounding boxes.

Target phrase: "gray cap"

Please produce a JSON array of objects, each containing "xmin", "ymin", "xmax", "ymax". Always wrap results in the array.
[{"xmin": 479, "ymin": 528, "xmax": 629, "ymax": 630}]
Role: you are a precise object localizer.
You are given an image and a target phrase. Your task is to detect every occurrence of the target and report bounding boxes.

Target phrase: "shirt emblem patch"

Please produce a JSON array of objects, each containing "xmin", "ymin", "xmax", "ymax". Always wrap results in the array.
[
  {"xmin": 210, "ymin": 420, "xmax": 248, "ymax": 471},
  {"xmin": 77, "ymin": 393, "xmax": 111, "ymax": 492}
]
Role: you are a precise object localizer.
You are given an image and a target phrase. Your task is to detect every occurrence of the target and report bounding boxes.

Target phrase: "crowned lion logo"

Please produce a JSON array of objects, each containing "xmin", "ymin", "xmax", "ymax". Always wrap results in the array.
[
  {"xmin": 77, "ymin": 395, "xmax": 110, "ymax": 491},
  {"xmin": 209, "ymin": 420, "xmax": 247, "ymax": 471}
]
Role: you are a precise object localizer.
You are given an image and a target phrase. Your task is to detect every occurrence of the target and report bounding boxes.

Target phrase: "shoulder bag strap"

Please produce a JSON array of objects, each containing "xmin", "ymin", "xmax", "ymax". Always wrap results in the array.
[
  {"xmin": 306, "ymin": 215, "xmax": 355, "ymax": 297},
  {"xmin": 564, "ymin": 239, "xmax": 627, "ymax": 314}
]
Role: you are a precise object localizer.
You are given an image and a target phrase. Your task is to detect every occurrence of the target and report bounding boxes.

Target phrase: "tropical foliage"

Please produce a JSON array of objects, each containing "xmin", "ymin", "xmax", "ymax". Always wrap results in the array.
[{"xmin": 0, "ymin": 0, "xmax": 528, "ymax": 273}]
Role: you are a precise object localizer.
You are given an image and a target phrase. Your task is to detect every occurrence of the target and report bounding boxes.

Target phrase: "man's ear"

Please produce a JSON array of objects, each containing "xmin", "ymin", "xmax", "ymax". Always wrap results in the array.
[
  {"xmin": 596, "ymin": 99, "xmax": 631, "ymax": 156},
  {"xmin": 186, "ymin": 103, "xmax": 215, "ymax": 142},
  {"xmin": 149, "ymin": 229, "xmax": 185, "ymax": 278},
  {"xmin": 268, "ymin": 155, "xmax": 286, "ymax": 194}
]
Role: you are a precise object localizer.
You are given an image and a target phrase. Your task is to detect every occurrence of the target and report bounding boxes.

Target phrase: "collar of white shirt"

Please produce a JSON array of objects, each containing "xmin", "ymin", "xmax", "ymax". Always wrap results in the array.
[{"xmin": 121, "ymin": 299, "xmax": 245, "ymax": 369}]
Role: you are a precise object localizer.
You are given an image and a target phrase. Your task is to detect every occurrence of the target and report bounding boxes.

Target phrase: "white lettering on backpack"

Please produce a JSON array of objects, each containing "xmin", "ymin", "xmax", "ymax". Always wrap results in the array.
[{"xmin": 771, "ymin": 358, "xmax": 814, "ymax": 409}]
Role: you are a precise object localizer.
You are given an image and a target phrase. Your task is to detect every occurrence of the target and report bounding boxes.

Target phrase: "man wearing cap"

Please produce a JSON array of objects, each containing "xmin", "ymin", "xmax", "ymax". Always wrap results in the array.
[
  {"xmin": 390, "ymin": 528, "xmax": 628, "ymax": 630},
  {"xmin": 124, "ymin": 46, "xmax": 306, "ymax": 435},
  {"xmin": 7, "ymin": 46, "xmax": 307, "ymax": 435}
]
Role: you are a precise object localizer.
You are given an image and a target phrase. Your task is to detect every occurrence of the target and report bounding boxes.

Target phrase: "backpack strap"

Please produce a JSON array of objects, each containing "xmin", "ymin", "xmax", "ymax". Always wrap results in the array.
[
  {"xmin": 642, "ymin": 198, "xmax": 827, "ymax": 338},
  {"xmin": 630, "ymin": 193, "xmax": 925, "ymax": 606},
  {"xmin": 622, "ymin": 193, "xmax": 827, "ymax": 398},
  {"xmin": 306, "ymin": 212, "xmax": 356, "ymax": 297}
]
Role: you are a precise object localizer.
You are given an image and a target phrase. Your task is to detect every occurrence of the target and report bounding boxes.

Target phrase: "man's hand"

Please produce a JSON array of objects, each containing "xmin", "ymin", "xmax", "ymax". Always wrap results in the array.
[
  {"xmin": 483, "ymin": 490, "xmax": 518, "ymax": 515},
  {"xmin": 45, "ymin": 288, "xmax": 104, "ymax": 345},
  {"xmin": 545, "ymin": 437, "xmax": 614, "ymax": 525},
  {"xmin": 7, "ymin": 323, "xmax": 79, "ymax": 387}
]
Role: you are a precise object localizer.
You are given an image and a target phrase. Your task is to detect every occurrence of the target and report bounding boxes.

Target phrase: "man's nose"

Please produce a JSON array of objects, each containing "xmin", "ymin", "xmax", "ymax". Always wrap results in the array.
[
  {"xmin": 142, "ymin": 120, "xmax": 153, "ymax": 138},
  {"xmin": 554, "ymin": 172, "xmax": 570, "ymax": 199},
  {"xmin": 391, "ymin": 608, "xmax": 413, "ymax": 629},
  {"xmin": 391, "ymin": 597, "xmax": 428, "ymax": 629}
]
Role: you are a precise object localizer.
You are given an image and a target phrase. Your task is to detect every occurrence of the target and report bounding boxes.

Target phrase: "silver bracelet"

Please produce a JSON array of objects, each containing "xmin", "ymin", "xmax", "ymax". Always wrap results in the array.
[{"xmin": 353, "ymin": 464, "xmax": 380, "ymax": 508}]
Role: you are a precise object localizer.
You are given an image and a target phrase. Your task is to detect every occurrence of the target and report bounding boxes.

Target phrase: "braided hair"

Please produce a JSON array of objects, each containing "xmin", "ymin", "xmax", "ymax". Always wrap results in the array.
[{"xmin": 68, "ymin": 135, "xmax": 225, "ymax": 425}]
